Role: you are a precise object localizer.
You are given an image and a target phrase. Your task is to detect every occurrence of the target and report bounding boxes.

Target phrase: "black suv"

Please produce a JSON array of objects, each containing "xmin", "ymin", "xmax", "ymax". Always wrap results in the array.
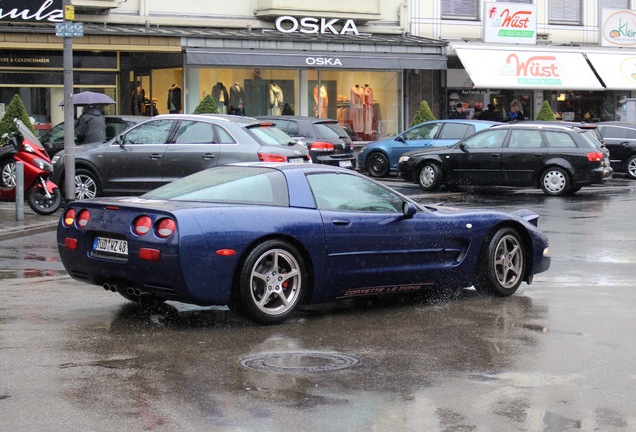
[
  {"xmin": 595, "ymin": 122, "xmax": 636, "ymax": 179},
  {"xmin": 257, "ymin": 116, "xmax": 357, "ymax": 169}
]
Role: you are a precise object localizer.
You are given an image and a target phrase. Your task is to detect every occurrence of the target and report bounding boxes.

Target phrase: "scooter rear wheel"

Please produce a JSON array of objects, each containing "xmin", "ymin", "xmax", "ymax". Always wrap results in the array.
[{"xmin": 27, "ymin": 187, "xmax": 62, "ymax": 215}]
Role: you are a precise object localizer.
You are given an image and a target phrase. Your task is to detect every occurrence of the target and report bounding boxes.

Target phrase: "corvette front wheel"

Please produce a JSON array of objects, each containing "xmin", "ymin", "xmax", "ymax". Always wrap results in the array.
[
  {"xmin": 237, "ymin": 240, "xmax": 307, "ymax": 324},
  {"xmin": 474, "ymin": 228, "xmax": 525, "ymax": 297}
]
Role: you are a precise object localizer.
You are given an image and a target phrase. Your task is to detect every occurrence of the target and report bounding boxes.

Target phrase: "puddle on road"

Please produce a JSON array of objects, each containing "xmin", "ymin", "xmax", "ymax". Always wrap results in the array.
[{"xmin": 0, "ymin": 269, "xmax": 67, "ymax": 280}]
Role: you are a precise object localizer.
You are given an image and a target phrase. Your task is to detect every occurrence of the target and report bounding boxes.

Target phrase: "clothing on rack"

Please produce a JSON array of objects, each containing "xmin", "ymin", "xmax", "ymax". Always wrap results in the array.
[
  {"xmin": 313, "ymin": 85, "xmax": 328, "ymax": 118},
  {"xmin": 363, "ymin": 84, "xmax": 374, "ymax": 135},
  {"xmin": 229, "ymin": 82, "xmax": 245, "ymax": 115},
  {"xmin": 268, "ymin": 82, "xmax": 284, "ymax": 115},
  {"xmin": 350, "ymin": 84, "xmax": 365, "ymax": 133}
]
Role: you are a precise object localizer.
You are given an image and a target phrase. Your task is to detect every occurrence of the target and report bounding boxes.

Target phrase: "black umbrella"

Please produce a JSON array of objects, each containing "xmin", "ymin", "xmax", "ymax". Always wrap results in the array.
[{"xmin": 58, "ymin": 91, "xmax": 116, "ymax": 107}]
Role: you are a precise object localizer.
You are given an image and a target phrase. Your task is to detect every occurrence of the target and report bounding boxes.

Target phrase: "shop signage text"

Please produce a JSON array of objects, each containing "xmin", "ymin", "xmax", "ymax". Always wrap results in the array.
[
  {"xmin": 305, "ymin": 57, "xmax": 343, "ymax": 66},
  {"xmin": 503, "ymin": 53, "xmax": 561, "ymax": 85},
  {"xmin": 483, "ymin": 2, "xmax": 536, "ymax": 45},
  {"xmin": 601, "ymin": 9, "xmax": 636, "ymax": 47},
  {"xmin": 275, "ymin": 16, "xmax": 359, "ymax": 35},
  {"xmin": 0, "ymin": 0, "xmax": 63, "ymax": 23}
]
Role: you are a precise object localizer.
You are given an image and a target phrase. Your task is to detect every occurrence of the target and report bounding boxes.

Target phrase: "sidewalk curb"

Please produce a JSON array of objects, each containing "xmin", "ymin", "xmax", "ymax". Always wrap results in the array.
[{"xmin": 0, "ymin": 221, "xmax": 58, "ymax": 241}]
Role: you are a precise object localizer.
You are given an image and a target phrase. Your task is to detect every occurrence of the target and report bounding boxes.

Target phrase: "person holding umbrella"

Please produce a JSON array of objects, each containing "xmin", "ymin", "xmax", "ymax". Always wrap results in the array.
[{"xmin": 75, "ymin": 104, "xmax": 106, "ymax": 144}]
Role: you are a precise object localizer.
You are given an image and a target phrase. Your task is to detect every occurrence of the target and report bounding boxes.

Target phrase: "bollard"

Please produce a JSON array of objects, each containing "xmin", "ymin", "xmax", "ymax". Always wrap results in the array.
[{"xmin": 15, "ymin": 161, "xmax": 24, "ymax": 221}]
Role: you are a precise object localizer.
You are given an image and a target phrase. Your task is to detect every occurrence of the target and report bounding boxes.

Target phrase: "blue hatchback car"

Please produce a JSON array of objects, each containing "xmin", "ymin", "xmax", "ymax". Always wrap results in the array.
[{"xmin": 358, "ymin": 119, "xmax": 502, "ymax": 177}]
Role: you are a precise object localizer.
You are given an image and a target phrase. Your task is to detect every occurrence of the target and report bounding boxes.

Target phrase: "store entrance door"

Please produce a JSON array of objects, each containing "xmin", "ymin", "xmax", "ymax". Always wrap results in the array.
[{"xmin": 130, "ymin": 71, "xmax": 158, "ymax": 116}]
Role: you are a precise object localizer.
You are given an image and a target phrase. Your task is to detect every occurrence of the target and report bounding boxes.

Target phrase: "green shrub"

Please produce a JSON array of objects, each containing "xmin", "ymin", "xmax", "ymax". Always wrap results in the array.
[
  {"xmin": 411, "ymin": 100, "xmax": 436, "ymax": 127},
  {"xmin": 0, "ymin": 94, "xmax": 37, "ymax": 138},
  {"xmin": 536, "ymin": 100, "xmax": 556, "ymax": 121},
  {"xmin": 193, "ymin": 94, "xmax": 219, "ymax": 114}
]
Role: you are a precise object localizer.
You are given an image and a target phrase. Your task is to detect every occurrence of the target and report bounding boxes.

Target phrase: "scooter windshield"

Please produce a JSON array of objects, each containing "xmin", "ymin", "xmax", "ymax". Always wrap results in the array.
[{"xmin": 14, "ymin": 119, "xmax": 45, "ymax": 150}]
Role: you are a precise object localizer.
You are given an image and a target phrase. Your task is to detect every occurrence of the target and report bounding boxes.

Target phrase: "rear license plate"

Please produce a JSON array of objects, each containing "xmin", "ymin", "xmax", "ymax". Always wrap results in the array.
[
  {"xmin": 339, "ymin": 160, "xmax": 352, "ymax": 168},
  {"xmin": 288, "ymin": 158, "xmax": 305, "ymax": 164},
  {"xmin": 94, "ymin": 236, "xmax": 128, "ymax": 256}
]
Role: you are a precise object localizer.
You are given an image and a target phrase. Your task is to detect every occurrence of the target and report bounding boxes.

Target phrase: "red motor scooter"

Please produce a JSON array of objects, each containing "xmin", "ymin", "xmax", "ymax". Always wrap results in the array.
[{"xmin": 0, "ymin": 118, "xmax": 62, "ymax": 215}]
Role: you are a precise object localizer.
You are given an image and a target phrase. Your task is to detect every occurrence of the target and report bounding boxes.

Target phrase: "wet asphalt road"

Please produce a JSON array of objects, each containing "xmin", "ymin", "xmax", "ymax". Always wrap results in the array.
[{"xmin": 1, "ymin": 179, "xmax": 635, "ymax": 431}]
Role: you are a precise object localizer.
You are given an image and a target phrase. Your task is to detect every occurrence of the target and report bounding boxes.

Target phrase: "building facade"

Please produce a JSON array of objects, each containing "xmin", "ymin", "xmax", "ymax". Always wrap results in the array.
[
  {"xmin": 0, "ymin": 0, "xmax": 446, "ymax": 141},
  {"xmin": 411, "ymin": 0, "xmax": 636, "ymax": 121}
]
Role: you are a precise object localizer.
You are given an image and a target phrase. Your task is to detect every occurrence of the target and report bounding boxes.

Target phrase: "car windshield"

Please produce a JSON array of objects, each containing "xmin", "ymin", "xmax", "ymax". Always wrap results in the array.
[
  {"xmin": 142, "ymin": 166, "xmax": 290, "ymax": 206},
  {"xmin": 247, "ymin": 124, "xmax": 295, "ymax": 146},
  {"xmin": 315, "ymin": 122, "xmax": 348, "ymax": 140}
]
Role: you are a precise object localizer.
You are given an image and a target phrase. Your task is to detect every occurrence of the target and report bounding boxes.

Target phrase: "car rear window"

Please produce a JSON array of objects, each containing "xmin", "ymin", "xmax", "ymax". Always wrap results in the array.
[
  {"xmin": 544, "ymin": 131, "xmax": 577, "ymax": 148},
  {"xmin": 247, "ymin": 124, "xmax": 295, "ymax": 146},
  {"xmin": 438, "ymin": 123, "xmax": 474, "ymax": 139},
  {"xmin": 314, "ymin": 122, "xmax": 348, "ymax": 140},
  {"xmin": 143, "ymin": 166, "xmax": 289, "ymax": 206}
]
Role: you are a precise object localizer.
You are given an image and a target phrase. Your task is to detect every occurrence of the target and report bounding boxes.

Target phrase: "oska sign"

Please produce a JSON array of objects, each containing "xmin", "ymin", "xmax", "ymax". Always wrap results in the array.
[
  {"xmin": 275, "ymin": 16, "xmax": 359, "ymax": 36},
  {"xmin": 0, "ymin": 0, "xmax": 63, "ymax": 23}
]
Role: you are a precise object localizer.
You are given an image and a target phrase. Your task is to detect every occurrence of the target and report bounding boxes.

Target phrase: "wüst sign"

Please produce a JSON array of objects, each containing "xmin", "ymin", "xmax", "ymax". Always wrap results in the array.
[
  {"xmin": 0, "ymin": 0, "xmax": 63, "ymax": 23},
  {"xmin": 482, "ymin": 1, "xmax": 537, "ymax": 45}
]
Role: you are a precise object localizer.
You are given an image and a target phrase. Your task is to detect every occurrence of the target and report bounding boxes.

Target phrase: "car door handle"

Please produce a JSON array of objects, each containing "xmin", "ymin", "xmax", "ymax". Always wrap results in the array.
[
  {"xmin": 534, "ymin": 154, "xmax": 543, "ymax": 158},
  {"xmin": 490, "ymin": 154, "xmax": 500, "ymax": 158},
  {"xmin": 202, "ymin": 153, "xmax": 216, "ymax": 160},
  {"xmin": 149, "ymin": 153, "xmax": 163, "ymax": 160},
  {"xmin": 331, "ymin": 218, "xmax": 351, "ymax": 227}
]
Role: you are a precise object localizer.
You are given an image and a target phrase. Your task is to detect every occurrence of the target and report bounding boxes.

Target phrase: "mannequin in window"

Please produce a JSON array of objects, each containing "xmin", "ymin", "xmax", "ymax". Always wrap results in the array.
[
  {"xmin": 229, "ymin": 82, "xmax": 245, "ymax": 116},
  {"xmin": 350, "ymin": 84, "xmax": 364, "ymax": 134},
  {"xmin": 212, "ymin": 82, "xmax": 229, "ymax": 114},
  {"xmin": 167, "ymin": 84, "xmax": 182, "ymax": 114},
  {"xmin": 131, "ymin": 86, "xmax": 145, "ymax": 115},
  {"xmin": 268, "ymin": 81, "xmax": 284, "ymax": 115},
  {"xmin": 363, "ymin": 84, "xmax": 374, "ymax": 135},
  {"xmin": 313, "ymin": 84, "xmax": 328, "ymax": 118}
]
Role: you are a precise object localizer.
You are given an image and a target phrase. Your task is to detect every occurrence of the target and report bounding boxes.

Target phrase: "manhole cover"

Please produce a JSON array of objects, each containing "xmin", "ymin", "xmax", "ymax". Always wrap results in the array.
[{"xmin": 239, "ymin": 351, "xmax": 360, "ymax": 373}]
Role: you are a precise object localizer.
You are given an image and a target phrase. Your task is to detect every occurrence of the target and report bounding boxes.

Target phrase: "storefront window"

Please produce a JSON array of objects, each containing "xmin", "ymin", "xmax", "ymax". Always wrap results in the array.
[
  {"xmin": 546, "ymin": 90, "xmax": 623, "ymax": 122},
  {"xmin": 186, "ymin": 67, "xmax": 401, "ymax": 141}
]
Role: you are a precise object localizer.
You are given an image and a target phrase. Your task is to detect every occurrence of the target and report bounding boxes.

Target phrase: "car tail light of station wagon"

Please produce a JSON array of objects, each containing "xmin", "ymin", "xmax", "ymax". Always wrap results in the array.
[
  {"xmin": 310, "ymin": 141, "xmax": 335, "ymax": 152},
  {"xmin": 587, "ymin": 151, "xmax": 605, "ymax": 162},
  {"xmin": 258, "ymin": 152, "xmax": 288, "ymax": 162}
]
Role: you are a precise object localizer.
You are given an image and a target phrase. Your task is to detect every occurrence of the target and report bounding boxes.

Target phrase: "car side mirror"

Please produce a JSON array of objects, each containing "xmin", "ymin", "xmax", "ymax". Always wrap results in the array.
[
  {"xmin": 402, "ymin": 201, "xmax": 417, "ymax": 218},
  {"xmin": 396, "ymin": 135, "xmax": 405, "ymax": 143},
  {"xmin": 459, "ymin": 143, "xmax": 468, "ymax": 152}
]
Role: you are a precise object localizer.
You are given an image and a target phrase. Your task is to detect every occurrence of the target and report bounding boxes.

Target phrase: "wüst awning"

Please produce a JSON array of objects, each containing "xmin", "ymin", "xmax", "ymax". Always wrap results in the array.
[
  {"xmin": 582, "ymin": 49, "xmax": 636, "ymax": 90},
  {"xmin": 450, "ymin": 43, "xmax": 604, "ymax": 90},
  {"xmin": 185, "ymin": 48, "xmax": 447, "ymax": 70}
]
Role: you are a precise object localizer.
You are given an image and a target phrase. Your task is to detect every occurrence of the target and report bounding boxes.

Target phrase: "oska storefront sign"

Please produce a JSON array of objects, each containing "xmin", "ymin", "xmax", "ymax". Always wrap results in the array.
[
  {"xmin": 601, "ymin": 9, "xmax": 636, "ymax": 47},
  {"xmin": 275, "ymin": 16, "xmax": 359, "ymax": 35},
  {"xmin": 483, "ymin": 2, "xmax": 537, "ymax": 44},
  {"xmin": 0, "ymin": 0, "xmax": 63, "ymax": 23}
]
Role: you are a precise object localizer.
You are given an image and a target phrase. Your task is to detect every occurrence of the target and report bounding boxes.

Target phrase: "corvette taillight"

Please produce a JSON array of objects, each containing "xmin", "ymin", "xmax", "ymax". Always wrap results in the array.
[
  {"xmin": 258, "ymin": 152, "xmax": 288, "ymax": 162},
  {"xmin": 587, "ymin": 151, "xmax": 604, "ymax": 162},
  {"xmin": 133, "ymin": 216, "xmax": 153, "ymax": 236},
  {"xmin": 156, "ymin": 218, "xmax": 176, "ymax": 239},
  {"xmin": 77, "ymin": 210, "xmax": 90, "ymax": 228},
  {"xmin": 310, "ymin": 141, "xmax": 335, "ymax": 152},
  {"xmin": 63, "ymin": 208, "xmax": 76, "ymax": 227}
]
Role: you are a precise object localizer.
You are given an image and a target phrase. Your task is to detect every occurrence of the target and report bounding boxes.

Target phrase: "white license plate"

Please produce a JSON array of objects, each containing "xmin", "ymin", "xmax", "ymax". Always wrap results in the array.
[
  {"xmin": 94, "ymin": 236, "xmax": 128, "ymax": 256},
  {"xmin": 339, "ymin": 160, "xmax": 352, "ymax": 168},
  {"xmin": 288, "ymin": 158, "xmax": 305, "ymax": 164}
]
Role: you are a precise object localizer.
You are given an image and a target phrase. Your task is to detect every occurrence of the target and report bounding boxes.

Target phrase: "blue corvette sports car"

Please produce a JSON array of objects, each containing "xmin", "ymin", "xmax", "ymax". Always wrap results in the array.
[{"xmin": 57, "ymin": 163, "xmax": 551, "ymax": 324}]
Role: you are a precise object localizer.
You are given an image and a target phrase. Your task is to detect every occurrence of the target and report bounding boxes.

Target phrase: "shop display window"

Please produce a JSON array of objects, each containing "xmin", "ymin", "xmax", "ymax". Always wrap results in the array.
[{"xmin": 186, "ymin": 67, "xmax": 402, "ymax": 141}]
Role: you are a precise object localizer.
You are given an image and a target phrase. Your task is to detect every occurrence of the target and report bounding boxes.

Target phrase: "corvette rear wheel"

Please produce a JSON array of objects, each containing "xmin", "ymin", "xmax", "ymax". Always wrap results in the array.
[
  {"xmin": 237, "ymin": 240, "xmax": 307, "ymax": 324},
  {"xmin": 474, "ymin": 228, "xmax": 525, "ymax": 297}
]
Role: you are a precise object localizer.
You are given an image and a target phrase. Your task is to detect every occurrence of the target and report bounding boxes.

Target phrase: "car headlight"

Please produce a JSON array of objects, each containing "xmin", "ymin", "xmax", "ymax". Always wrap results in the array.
[
  {"xmin": 51, "ymin": 154, "xmax": 62, "ymax": 164},
  {"xmin": 398, "ymin": 155, "xmax": 410, "ymax": 163}
]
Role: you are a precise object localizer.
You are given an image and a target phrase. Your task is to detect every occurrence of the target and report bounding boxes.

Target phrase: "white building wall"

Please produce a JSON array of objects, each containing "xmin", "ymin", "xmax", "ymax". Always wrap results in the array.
[
  {"xmin": 78, "ymin": 0, "xmax": 408, "ymax": 34},
  {"xmin": 410, "ymin": 0, "xmax": 636, "ymax": 46}
]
